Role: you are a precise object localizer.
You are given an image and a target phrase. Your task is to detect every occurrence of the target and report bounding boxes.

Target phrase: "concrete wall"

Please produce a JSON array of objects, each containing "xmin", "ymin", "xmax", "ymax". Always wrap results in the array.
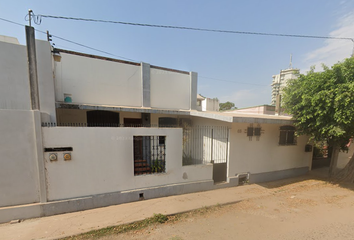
[
  {"xmin": 42, "ymin": 127, "xmax": 212, "ymax": 201},
  {"xmin": 54, "ymin": 53, "xmax": 142, "ymax": 107},
  {"xmin": 202, "ymin": 98, "xmax": 219, "ymax": 112},
  {"xmin": 337, "ymin": 143, "xmax": 354, "ymax": 169},
  {"xmin": 36, "ymin": 40, "xmax": 57, "ymax": 122},
  {"xmin": 150, "ymin": 68, "xmax": 190, "ymax": 110},
  {"xmin": 0, "ymin": 38, "xmax": 57, "ymax": 121},
  {"xmin": 0, "ymin": 110, "xmax": 40, "ymax": 207},
  {"xmin": 0, "ymin": 40, "xmax": 31, "ymax": 110},
  {"xmin": 229, "ymin": 122, "xmax": 311, "ymax": 178},
  {"xmin": 54, "ymin": 53, "xmax": 196, "ymax": 111}
]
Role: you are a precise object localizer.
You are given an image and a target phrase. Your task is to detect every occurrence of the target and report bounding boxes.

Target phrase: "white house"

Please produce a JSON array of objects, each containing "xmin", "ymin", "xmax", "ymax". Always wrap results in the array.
[{"xmin": 0, "ymin": 30, "xmax": 313, "ymax": 223}]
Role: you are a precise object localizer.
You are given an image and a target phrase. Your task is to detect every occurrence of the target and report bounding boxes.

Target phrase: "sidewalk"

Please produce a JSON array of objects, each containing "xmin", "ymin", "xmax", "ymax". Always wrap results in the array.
[{"xmin": 0, "ymin": 174, "xmax": 314, "ymax": 240}]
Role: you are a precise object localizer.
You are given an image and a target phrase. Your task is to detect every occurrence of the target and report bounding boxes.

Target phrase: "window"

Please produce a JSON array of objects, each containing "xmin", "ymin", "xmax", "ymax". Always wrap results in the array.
[
  {"xmin": 254, "ymin": 127, "xmax": 261, "ymax": 136},
  {"xmin": 247, "ymin": 127, "xmax": 254, "ymax": 137},
  {"xmin": 159, "ymin": 136, "xmax": 165, "ymax": 145},
  {"xmin": 279, "ymin": 126, "xmax": 296, "ymax": 145},
  {"xmin": 247, "ymin": 126, "xmax": 261, "ymax": 137},
  {"xmin": 133, "ymin": 136, "xmax": 166, "ymax": 175}
]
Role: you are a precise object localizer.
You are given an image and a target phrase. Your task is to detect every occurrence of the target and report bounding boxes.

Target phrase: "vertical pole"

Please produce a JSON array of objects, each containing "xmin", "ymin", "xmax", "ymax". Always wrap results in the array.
[
  {"xmin": 275, "ymin": 94, "xmax": 281, "ymax": 116},
  {"xmin": 26, "ymin": 24, "xmax": 47, "ymax": 203},
  {"xmin": 26, "ymin": 25, "xmax": 40, "ymax": 110},
  {"xmin": 226, "ymin": 127, "xmax": 229, "ymax": 178},
  {"xmin": 211, "ymin": 128, "xmax": 214, "ymax": 163},
  {"xmin": 28, "ymin": 9, "xmax": 32, "ymax": 27}
]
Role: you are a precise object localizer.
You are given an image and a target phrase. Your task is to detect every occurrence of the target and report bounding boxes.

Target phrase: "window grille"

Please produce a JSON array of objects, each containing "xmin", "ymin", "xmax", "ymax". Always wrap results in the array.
[
  {"xmin": 133, "ymin": 136, "xmax": 166, "ymax": 175},
  {"xmin": 279, "ymin": 126, "xmax": 296, "ymax": 145}
]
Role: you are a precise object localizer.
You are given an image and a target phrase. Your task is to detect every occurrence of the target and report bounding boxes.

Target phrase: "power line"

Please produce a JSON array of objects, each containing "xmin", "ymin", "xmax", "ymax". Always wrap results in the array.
[
  {"xmin": 0, "ymin": 17, "xmax": 26, "ymax": 27},
  {"xmin": 49, "ymin": 34, "xmax": 138, "ymax": 61},
  {"xmin": 0, "ymin": 17, "xmax": 137, "ymax": 62},
  {"xmin": 0, "ymin": 17, "xmax": 275, "ymax": 87},
  {"xmin": 37, "ymin": 14, "xmax": 354, "ymax": 42},
  {"xmin": 199, "ymin": 76, "xmax": 268, "ymax": 87}
]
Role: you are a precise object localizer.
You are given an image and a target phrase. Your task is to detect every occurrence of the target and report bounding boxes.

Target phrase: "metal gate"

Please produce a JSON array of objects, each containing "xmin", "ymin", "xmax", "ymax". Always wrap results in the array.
[{"xmin": 183, "ymin": 126, "xmax": 229, "ymax": 183}]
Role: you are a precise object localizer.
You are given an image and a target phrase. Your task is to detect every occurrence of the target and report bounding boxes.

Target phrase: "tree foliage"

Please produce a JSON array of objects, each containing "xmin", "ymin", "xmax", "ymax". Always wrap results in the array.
[
  {"xmin": 283, "ymin": 58, "xmax": 354, "ymax": 179},
  {"xmin": 219, "ymin": 101, "xmax": 236, "ymax": 111}
]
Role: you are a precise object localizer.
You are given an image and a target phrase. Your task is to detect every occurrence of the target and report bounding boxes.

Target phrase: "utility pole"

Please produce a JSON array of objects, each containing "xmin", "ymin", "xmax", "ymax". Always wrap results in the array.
[
  {"xmin": 26, "ymin": 9, "xmax": 40, "ymax": 110},
  {"xmin": 28, "ymin": 9, "xmax": 32, "ymax": 26},
  {"xmin": 26, "ymin": 9, "xmax": 47, "ymax": 203}
]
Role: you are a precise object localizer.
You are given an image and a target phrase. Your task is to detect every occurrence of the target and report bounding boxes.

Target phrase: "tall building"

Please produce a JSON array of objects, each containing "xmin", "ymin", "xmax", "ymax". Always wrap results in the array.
[{"xmin": 271, "ymin": 58, "xmax": 299, "ymax": 105}]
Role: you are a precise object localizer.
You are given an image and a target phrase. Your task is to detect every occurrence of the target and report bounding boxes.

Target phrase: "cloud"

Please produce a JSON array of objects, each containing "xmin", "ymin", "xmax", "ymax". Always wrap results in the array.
[{"xmin": 302, "ymin": 11, "xmax": 354, "ymax": 72}]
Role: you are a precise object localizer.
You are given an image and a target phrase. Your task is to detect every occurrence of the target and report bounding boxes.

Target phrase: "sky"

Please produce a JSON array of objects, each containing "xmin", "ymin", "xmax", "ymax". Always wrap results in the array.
[{"xmin": 1, "ymin": 0, "xmax": 354, "ymax": 108}]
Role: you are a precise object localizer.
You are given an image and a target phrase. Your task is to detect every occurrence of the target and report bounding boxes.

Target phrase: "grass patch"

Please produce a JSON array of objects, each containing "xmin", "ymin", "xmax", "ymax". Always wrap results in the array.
[{"xmin": 61, "ymin": 204, "xmax": 226, "ymax": 240}]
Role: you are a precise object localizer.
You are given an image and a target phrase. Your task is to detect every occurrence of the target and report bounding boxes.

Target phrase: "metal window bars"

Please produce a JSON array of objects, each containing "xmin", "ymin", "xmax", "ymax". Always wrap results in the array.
[{"xmin": 133, "ymin": 136, "xmax": 166, "ymax": 175}]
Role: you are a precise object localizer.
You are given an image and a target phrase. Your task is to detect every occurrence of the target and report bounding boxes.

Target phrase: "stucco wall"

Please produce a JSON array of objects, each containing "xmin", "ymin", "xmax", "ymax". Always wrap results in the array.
[
  {"xmin": 36, "ymin": 40, "xmax": 57, "ymax": 122},
  {"xmin": 150, "ymin": 68, "xmax": 190, "ymax": 110},
  {"xmin": 0, "ymin": 40, "xmax": 31, "ymax": 110},
  {"xmin": 337, "ymin": 143, "xmax": 354, "ymax": 169},
  {"xmin": 229, "ymin": 123, "xmax": 311, "ymax": 176},
  {"xmin": 0, "ymin": 110, "xmax": 40, "ymax": 207},
  {"xmin": 202, "ymin": 98, "xmax": 219, "ymax": 112},
  {"xmin": 54, "ymin": 53, "xmax": 142, "ymax": 107},
  {"xmin": 43, "ymin": 127, "xmax": 212, "ymax": 201},
  {"xmin": 0, "ymin": 39, "xmax": 57, "ymax": 121}
]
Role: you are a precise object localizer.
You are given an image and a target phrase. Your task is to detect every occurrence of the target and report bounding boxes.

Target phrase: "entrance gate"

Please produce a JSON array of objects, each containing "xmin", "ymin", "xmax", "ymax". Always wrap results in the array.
[{"xmin": 183, "ymin": 126, "xmax": 229, "ymax": 183}]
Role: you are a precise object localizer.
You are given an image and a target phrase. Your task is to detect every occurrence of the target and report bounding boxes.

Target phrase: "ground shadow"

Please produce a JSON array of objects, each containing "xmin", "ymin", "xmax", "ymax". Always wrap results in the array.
[
  {"xmin": 256, "ymin": 167, "xmax": 329, "ymax": 189},
  {"xmin": 256, "ymin": 166, "xmax": 354, "ymax": 193}
]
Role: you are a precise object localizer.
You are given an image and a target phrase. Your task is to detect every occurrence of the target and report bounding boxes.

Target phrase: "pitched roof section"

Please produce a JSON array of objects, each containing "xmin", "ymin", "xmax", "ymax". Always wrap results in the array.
[{"xmin": 197, "ymin": 94, "xmax": 205, "ymax": 100}]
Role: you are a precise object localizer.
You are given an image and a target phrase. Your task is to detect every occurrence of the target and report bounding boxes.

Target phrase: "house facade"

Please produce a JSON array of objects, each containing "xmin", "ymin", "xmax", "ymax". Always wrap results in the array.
[{"xmin": 0, "ymin": 31, "xmax": 312, "ymax": 223}]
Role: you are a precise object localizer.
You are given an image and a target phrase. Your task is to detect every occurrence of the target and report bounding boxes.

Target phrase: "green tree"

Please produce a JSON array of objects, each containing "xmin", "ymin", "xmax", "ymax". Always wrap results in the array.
[
  {"xmin": 283, "ymin": 57, "xmax": 354, "ymax": 180},
  {"xmin": 219, "ymin": 101, "xmax": 236, "ymax": 111}
]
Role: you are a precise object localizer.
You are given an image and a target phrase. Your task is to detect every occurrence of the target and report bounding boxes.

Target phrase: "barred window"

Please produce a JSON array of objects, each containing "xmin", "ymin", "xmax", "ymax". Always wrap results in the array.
[
  {"xmin": 279, "ymin": 126, "xmax": 296, "ymax": 145},
  {"xmin": 247, "ymin": 127, "xmax": 261, "ymax": 137},
  {"xmin": 133, "ymin": 136, "xmax": 166, "ymax": 175}
]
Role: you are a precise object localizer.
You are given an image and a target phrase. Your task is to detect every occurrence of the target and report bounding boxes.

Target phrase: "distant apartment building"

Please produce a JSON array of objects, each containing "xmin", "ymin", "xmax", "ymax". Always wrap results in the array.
[{"xmin": 271, "ymin": 68, "xmax": 299, "ymax": 105}]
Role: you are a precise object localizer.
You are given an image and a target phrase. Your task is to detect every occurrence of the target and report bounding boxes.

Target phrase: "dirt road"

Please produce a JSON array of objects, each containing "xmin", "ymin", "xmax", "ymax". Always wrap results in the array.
[{"xmin": 100, "ymin": 177, "xmax": 354, "ymax": 240}]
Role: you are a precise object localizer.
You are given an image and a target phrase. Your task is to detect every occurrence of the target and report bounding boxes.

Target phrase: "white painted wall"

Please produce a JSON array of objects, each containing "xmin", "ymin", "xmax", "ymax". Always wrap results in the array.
[
  {"xmin": 0, "ymin": 110, "xmax": 40, "ymax": 207},
  {"xmin": 202, "ymin": 98, "xmax": 219, "ymax": 112},
  {"xmin": 0, "ymin": 35, "xmax": 20, "ymax": 44},
  {"xmin": 337, "ymin": 143, "xmax": 354, "ymax": 169},
  {"xmin": 36, "ymin": 40, "xmax": 57, "ymax": 122},
  {"xmin": 228, "ymin": 123, "xmax": 311, "ymax": 176},
  {"xmin": 43, "ymin": 127, "xmax": 212, "ymax": 201},
  {"xmin": 0, "ymin": 38, "xmax": 57, "ymax": 121},
  {"xmin": 54, "ymin": 53, "xmax": 142, "ymax": 107},
  {"xmin": 150, "ymin": 68, "xmax": 190, "ymax": 110},
  {"xmin": 0, "ymin": 40, "xmax": 31, "ymax": 110}
]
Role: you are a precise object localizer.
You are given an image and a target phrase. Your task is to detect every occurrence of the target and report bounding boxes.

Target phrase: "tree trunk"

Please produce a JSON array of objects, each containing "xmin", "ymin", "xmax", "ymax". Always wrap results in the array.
[
  {"xmin": 334, "ymin": 151, "xmax": 354, "ymax": 182},
  {"xmin": 329, "ymin": 147, "xmax": 340, "ymax": 178}
]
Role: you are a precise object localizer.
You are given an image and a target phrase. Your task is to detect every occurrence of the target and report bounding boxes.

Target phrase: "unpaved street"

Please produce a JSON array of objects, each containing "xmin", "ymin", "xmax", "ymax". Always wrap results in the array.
[{"xmin": 100, "ymin": 176, "xmax": 354, "ymax": 240}]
